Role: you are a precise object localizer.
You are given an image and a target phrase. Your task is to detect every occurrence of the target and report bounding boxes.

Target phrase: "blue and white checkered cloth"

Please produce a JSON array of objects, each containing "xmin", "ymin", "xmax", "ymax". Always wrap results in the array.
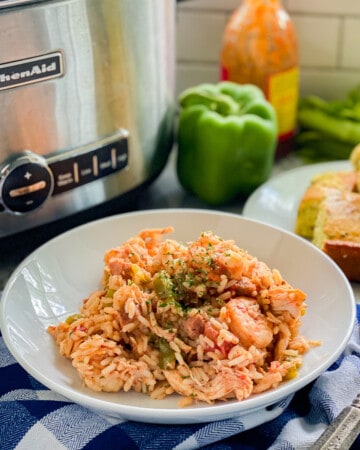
[{"xmin": 1, "ymin": 305, "xmax": 359, "ymax": 450}]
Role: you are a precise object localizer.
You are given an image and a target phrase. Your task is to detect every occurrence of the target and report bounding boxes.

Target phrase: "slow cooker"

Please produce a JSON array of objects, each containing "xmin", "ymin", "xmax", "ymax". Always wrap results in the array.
[{"xmin": 0, "ymin": 0, "xmax": 175, "ymax": 239}]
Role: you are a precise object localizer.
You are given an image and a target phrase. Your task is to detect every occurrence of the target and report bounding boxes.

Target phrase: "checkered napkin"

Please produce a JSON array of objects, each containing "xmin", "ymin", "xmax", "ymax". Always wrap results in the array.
[{"xmin": 0, "ymin": 306, "xmax": 359, "ymax": 450}]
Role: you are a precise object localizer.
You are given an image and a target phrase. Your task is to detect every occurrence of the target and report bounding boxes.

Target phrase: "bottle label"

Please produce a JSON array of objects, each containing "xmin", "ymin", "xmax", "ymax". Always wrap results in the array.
[{"xmin": 266, "ymin": 67, "xmax": 299, "ymax": 140}]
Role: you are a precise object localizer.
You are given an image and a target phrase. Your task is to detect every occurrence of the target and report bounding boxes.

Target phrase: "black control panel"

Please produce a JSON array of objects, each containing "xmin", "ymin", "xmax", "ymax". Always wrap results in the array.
[
  {"xmin": 0, "ymin": 133, "xmax": 129, "ymax": 214},
  {"xmin": 49, "ymin": 137, "xmax": 128, "ymax": 195}
]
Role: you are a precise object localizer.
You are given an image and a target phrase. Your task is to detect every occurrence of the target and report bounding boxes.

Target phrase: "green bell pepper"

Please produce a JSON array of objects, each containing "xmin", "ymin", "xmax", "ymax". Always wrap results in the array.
[{"xmin": 176, "ymin": 81, "xmax": 278, "ymax": 205}]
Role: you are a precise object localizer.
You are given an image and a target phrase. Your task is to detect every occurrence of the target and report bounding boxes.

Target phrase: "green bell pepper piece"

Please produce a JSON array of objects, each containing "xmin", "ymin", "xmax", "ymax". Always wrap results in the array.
[{"xmin": 176, "ymin": 81, "xmax": 278, "ymax": 205}]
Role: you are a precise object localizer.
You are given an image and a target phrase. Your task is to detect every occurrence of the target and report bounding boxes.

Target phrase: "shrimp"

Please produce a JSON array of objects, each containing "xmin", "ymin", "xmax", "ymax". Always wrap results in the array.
[
  {"xmin": 164, "ymin": 366, "xmax": 253, "ymax": 403},
  {"xmin": 224, "ymin": 297, "xmax": 273, "ymax": 349}
]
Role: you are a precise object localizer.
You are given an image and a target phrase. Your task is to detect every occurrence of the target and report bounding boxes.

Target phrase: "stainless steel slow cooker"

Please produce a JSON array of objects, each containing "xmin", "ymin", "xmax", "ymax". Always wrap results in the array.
[{"xmin": 0, "ymin": 0, "xmax": 175, "ymax": 238}]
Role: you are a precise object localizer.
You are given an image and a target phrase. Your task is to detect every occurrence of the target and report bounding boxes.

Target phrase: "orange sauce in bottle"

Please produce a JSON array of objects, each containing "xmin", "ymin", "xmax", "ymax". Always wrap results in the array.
[{"xmin": 220, "ymin": 0, "xmax": 299, "ymax": 158}]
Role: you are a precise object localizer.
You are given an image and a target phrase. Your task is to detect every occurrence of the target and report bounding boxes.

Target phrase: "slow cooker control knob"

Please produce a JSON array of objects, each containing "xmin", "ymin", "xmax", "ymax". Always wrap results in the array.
[{"xmin": 0, "ymin": 153, "xmax": 54, "ymax": 214}]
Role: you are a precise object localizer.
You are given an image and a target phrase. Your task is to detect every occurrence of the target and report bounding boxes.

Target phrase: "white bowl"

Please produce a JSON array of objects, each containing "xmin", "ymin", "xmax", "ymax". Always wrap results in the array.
[{"xmin": 0, "ymin": 209, "xmax": 356, "ymax": 425}]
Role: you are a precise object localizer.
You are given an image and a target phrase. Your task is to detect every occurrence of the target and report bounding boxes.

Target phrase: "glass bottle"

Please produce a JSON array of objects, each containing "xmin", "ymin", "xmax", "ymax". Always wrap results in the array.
[{"xmin": 220, "ymin": 0, "xmax": 299, "ymax": 158}]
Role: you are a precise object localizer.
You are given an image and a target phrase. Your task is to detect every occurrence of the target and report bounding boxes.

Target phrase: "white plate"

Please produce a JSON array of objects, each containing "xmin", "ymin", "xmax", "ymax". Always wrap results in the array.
[
  {"xmin": 242, "ymin": 160, "xmax": 351, "ymax": 233},
  {"xmin": 242, "ymin": 161, "xmax": 360, "ymax": 301},
  {"xmin": 0, "ymin": 209, "xmax": 356, "ymax": 425}
]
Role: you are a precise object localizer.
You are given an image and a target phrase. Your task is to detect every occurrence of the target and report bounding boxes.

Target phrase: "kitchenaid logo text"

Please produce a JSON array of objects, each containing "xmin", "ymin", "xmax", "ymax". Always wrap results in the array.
[{"xmin": 0, "ymin": 52, "xmax": 64, "ymax": 90}]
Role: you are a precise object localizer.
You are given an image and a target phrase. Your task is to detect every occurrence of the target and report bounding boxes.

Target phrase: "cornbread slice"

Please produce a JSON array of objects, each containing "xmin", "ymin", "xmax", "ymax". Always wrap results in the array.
[
  {"xmin": 312, "ymin": 190, "xmax": 360, "ymax": 282},
  {"xmin": 350, "ymin": 143, "xmax": 360, "ymax": 191},
  {"xmin": 350, "ymin": 143, "xmax": 360, "ymax": 171},
  {"xmin": 295, "ymin": 171, "xmax": 357, "ymax": 239}
]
